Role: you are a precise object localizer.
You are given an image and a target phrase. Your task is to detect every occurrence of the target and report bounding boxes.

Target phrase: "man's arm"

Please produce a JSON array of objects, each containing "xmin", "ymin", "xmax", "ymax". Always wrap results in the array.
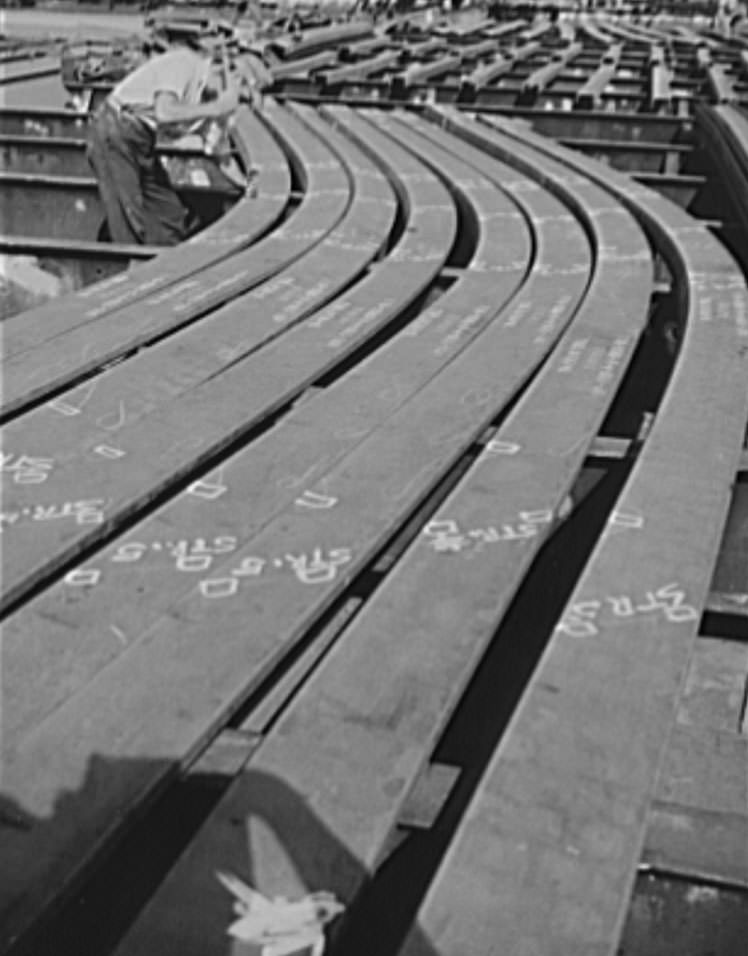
[{"xmin": 153, "ymin": 86, "xmax": 240, "ymax": 127}]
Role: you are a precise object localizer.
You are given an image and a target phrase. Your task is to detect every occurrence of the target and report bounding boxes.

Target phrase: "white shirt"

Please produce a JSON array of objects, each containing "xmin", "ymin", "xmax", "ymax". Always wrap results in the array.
[{"xmin": 111, "ymin": 48, "xmax": 212, "ymax": 130}]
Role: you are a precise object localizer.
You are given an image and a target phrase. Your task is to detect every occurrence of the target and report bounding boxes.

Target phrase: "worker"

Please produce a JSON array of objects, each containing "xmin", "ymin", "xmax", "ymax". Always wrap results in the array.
[
  {"xmin": 730, "ymin": 0, "xmax": 747, "ymax": 34},
  {"xmin": 86, "ymin": 41, "xmax": 243, "ymax": 246},
  {"xmin": 715, "ymin": 0, "xmax": 737, "ymax": 36}
]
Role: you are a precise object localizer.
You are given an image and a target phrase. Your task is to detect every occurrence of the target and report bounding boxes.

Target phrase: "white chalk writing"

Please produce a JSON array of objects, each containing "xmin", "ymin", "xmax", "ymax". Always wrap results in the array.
[
  {"xmin": 0, "ymin": 453, "xmax": 54, "ymax": 484},
  {"xmin": 284, "ymin": 548, "xmax": 352, "ymax": 584},
  {"xmin": 94, "ymin": 445, "xmax": 126, "ymax": 460},
  {"xmin": 434, "ymin": 306, "xmax": 489, "ymax": 357},
  {"xmin": 1, "ymin": 498, "xmax": 107, "ymax": 531},
  {"xmin": 198, "ymin": 546, "xmax": 353, "ymax": 598},
  {"xmin": 295, "ymin": 491, "xmax": 338, "ymax": 510},
  {"xmin": 556, "ymin": 582, "xmax": 699, "ymax": 638},
  {"xmin": 482, "ymin": 439, "xmax": 521, "ymax": 456},
  {"xmin": 186, "ymin": 468, "xmax": 228, "ymax": 500},
  {"xmin": 96, "ymin": 401, "xmax": 127, "ymax": 431},
  {"xmin": 558, "ymin": 338, "xmax": 589, "ymax": 374},
  {"xmin": 64, "ymin": 568, "xmax": 102, "ymax": 586},
  {"xmin": 592, "ymin": 337, "xmax": 630, "ymax": 396},
  {"xmin": 608, "ymin": 510, "xmax": 645, "ymax": 530},
  {"xmin": 424, "ymin": 511, "xmax": 555, "ymax": 553},
  {"xmin": 110, "ymin": 535, "xmax": 238, "ymax": 572},
  {"xmin": 46, "ymin": 380, "xmax": 97, "ymax": 417},
  {"xmin": 326, "ymin": 299, "xmax": 393, "ymax": 348}
]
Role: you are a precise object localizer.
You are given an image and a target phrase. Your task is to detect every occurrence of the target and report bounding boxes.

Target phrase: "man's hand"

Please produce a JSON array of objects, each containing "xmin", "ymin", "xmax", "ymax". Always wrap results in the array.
[
  {"xmin": 243, "ymin": 81, "xmax": 263, "ymax": 111},
  {"xmin": 213, "ymin": 83, "xmax": 240, "ymax": 118},
  {"xmin": 155, "ymin": 85, "xmax": 239, "ymax": 128}
]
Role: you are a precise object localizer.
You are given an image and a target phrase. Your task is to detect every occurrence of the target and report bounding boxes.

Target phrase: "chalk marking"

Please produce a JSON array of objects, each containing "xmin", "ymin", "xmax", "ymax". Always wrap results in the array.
[
  {"xmin": 556, "ymin": 583, "xmax": 698, "ymax": 637},
  {"xmin": 284, "ymin": 547, "xmax": 352, "ymax": 585},
  {"xmin": 187, "ymin": 467, "xmax": 228, "ymax": 500},
  {"xmin": 483, "ymin": 439, "xmax": 521, "ymax": 456},
  {"xmin": 1, "ymin": 453, "xmax": 54, "ymax": 484},
  {"xmin": 47, "ymin": 380, "xmax": 98, "ymax": 417},
  {"xmin": 94, "ymin": 445, "xmax": 126, "ymax": 459},
  {"xmin": 96, "ymin": 401, "xmax": 127, "ymax": 431},
  {"xmin": 277, "ymin": 465, "xmax": 318, "ymax": 491},
  {"xmin": 295, "ymin": 490, "xmax": 338, "ymax": 509},
  {"xmin": 200, "ymin": 577, "xmax": 240, "ymax": 599},
  {"xmin": 110, "ymin": 625, "xmax": 128, "ymax": 645},
  {"xmin": 64, "ymin": 568, "xmax": 101, "ymax": 586},
  {"xmin": 609, "ymin": 510, "xmax": 644, "ymax": 530}
]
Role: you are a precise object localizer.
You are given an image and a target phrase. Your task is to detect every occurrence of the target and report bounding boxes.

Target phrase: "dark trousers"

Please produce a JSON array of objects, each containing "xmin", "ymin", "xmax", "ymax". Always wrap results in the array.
[{"xmin": 86, "ymin": 103, "xmax": 189, "ymax": 246}]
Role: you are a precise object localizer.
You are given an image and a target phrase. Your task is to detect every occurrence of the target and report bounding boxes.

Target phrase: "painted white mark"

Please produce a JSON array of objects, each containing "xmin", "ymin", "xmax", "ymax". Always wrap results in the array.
[
  {"xmin": 685, "ymin": 885, "xmax": 720, "ymax": 904},
  {"xmin": 558, "ymin": 496, "xmax": 574, "ymax": 520},
  {"xmin": 217, "ymin": 871, "xmax": 343, "ymax": 950},
  {"xmin": 64, "ymin": 568, "xmax": 101, "ymax": 587},
  {"xmin": 637, "ymin": 582, "xmax": 699, "ymax": 623},
  {"xmin": 555, "ymin": 600, "xmax": 602, "ymax": 638},
  {"xmin": 1, "ymin": 453, "xmax": 54, "ymax": 484},
  {"xmin": 47, "ymin": 380, "xmax": 98, "ymax": 416},
  {"xmin": 96, "ymin": 401, "xmax": 127, "ymax": 431},
  {"xmin": 606, "ymin": 595, "xmax": 637, "ymax": 617},
  {"xmin": 423, "ymin": 519, "xmax": 468, "ymax": 553},
  {"xmin": 232, "ymin": 557, "xmax": 266, "ymax": 577},
  {"xmin": 284, "ymin": 547, "xmax": 352, "ymax": 585},
  {"xmin": 111, "ymin": 542, "xmax": 146, "ymax": 563},
  {"xmin": 47, "ymin": 398, "xmax": 83, "ymax": 416},
  {"xmin": 94, "ymin": 444, "xmax": 126, "ymax": 459},
  {"xmin": 483, "ymin": 439, "xmax": 521, "ymax": 456},
  {"xmin": 187, "ymin": 468, "xmax": 227, "ymax": 500},
  {"xmin": 276, "ymin": 464, "xmax": 318, "ymax": 491},
  {"xmin": 295, "ymin": 490, "xmax": 338, "ymax": 510},
  {"xmin": 467, "ymin": 528, "xmax": 502, "ymax": 544},
  {"xmin": 176, "ymin": 554, "xmax": 213, "ymax": 572},
  {"xmin": 32, "ymin": 499, "xmax": 106, "ymax": 525},
  {"xmin": 110, "ymin": 625, "xmax": 128, "ymax": 645},
  {"xmin": 518, "ymin": 510, "xmax": 554, "ymax": 525},
  {"xmin": 199, "ymin": 577, "xmax": 240, "ymax": 599},
  {"xmin": 609, "ymin": 510, "xmax": 644, "ymax": 530}
]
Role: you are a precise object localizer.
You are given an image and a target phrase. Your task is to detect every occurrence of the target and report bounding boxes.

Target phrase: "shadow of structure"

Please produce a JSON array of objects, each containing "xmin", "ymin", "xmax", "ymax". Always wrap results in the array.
[
  {"xmin": 0, "ymin": 757, "xmax": 441, "ymax": 956},
  {"xmin": 0, "ymin": 465, "xmax": 643, "ymax": 956}
]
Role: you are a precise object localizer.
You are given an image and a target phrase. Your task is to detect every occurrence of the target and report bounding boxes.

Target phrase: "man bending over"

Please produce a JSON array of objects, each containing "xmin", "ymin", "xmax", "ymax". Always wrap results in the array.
[{"xmin": 86, "ymin": 43, "xmax": 242, "ymax": 245}]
